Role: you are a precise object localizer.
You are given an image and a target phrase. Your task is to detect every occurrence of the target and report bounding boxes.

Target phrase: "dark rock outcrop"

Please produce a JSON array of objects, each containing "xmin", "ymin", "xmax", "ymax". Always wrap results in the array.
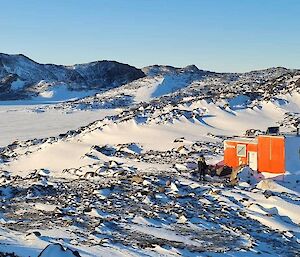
[{"xmin": 0, "ymin": 53, "xmax": 145, "ymax": 100}]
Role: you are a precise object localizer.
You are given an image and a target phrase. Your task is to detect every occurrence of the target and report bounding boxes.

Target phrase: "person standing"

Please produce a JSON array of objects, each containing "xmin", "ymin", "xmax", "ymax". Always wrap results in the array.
[{"xmin": 197, "ymin": 154, "xmax": 207, "ymax": 181}]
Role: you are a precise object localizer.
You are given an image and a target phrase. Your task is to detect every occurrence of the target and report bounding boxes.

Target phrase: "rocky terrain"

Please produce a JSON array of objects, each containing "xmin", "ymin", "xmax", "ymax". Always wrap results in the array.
[
  {"xmin": 0, "ymin": 53, "xmax": 145, "ymax": 100},
  {"xmin": 0, "ymin": 55, "xmax": 300, "ymax": 256}
]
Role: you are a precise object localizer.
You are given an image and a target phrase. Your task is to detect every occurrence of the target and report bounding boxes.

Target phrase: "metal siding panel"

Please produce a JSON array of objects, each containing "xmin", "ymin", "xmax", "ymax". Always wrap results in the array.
[
  {"xmin": 258, "ymin": 136, "xmax": 285, "ymax": 173},
  {"xmin": 258, "ymin": 136, "xmax": 271, "ymax": 172},
  {"xmin": 270, "ymin": 137, "xmax": 285, "ymax": 173},
  {"xmin": 224, "ymin": 141, "xmax": 239, "ymax": 168},
  {"xmin": 247, "ymin": 143, "xmax": 258, "ymax": 152},
  {"xmin": 224, "ymin": 141, "xmax": 238, "ymax": 167}
]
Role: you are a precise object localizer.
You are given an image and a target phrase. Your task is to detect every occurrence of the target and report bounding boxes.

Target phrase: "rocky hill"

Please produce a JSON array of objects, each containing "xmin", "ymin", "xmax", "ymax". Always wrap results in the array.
[
  {"xmin": 0, "ymin": 53, "xmax": 145, "ymax": 100},
  {"xmin": 1, "ymin": 53, "xmax": 299, "ymax": 106},
  {"xmin": 0, "ymin": 56, "xmax": 300, "ymax": 256}
]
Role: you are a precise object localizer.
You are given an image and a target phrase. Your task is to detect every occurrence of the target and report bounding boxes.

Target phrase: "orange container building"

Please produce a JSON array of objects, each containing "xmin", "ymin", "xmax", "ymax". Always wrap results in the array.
[{"xmin": 224, "ymin": 134, "xmax": 300, "ymax": 173}]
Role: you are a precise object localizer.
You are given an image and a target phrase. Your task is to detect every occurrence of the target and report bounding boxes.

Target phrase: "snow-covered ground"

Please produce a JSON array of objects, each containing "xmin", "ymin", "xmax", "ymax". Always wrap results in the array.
[
  {"xmin": 0, "ymin": 68, "xmax": 300, "ymax": 256},
  {"xmin": 0, "ymin": 104, "xmax": 118, "ymax": 147}
]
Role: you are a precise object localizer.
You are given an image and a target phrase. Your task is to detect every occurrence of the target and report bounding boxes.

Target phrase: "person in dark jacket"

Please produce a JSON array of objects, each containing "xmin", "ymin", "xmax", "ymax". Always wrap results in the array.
[{"xmin": 197, "ymin": 154, "xmax": 207, "ymax": 181}]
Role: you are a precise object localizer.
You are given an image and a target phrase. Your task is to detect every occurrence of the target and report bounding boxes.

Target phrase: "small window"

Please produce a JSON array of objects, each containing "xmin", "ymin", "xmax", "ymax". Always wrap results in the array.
[{"xmin": 237, "ymin": 144, "xmax": 246, "ymax": 157}]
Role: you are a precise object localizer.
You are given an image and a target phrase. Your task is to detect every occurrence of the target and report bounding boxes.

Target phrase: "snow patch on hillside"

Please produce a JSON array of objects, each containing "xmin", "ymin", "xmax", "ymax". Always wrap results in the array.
[
  {"xmin": 10, "ymin": 79, "xmax": 25, "ymax": 90},
  {"xmin": 37, "ymin": 84, "xmax": 97, "ymax": 102},
  {"xmin": 0, "ymin": 64, "xmax": 300, "ymax": 257},
  {"xmin": 0, "ymin": 105, "xmax": 118, "ymax": 146}
]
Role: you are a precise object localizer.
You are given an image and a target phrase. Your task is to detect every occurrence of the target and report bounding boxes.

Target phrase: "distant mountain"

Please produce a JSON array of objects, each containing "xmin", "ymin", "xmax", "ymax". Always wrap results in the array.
[
  {"xmin": 0, "ymin": 53, "xmax": 298, "ymax": 103},
  {"xmin": 142, "ymin": 64, "xmax": 215, "ymax": 76},
  {"xmin": 0, "ymin": 53, "xmax": 145, "ymax": 100}
]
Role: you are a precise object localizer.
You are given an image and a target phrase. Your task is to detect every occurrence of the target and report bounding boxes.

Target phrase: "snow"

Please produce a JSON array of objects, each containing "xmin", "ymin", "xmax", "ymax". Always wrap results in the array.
[
  {"xmin": 256, "ymin": 179, "xmax": 298, "ymax": 195},
  {"xmin": 33, "ymin": 203, "xmax": 58, "ymax": 212},
  {"xmin": 274, "ymin": 92, "xmax": 300, "ymax": 113},
  {"xmin": 36, "ymin": 84, "xmax": 98, "ymax": 103},
  {"xmin": 134, "ymin": 77, "xmax": 164, "ymax": 102},
  {"xmin": 228, "ymin": 95, "xmax": 250, "ymax": 110},
  {"xmin": 0, "ymin": 67, "xmax": 300, "ymax": 257},
  {"xmin": 10, "ymin": 79, "xmax": 25, "ymax": 90},
  {"xmin": 285, "ymin": 135, "xmax": 300, "ymax": 173},
  {"xmin": 38, "ymin": 244, "xmax": 79, "ymax": 257},
  {"xmin": 151, "ymin": 74, "xmax": 191, "ymax": 98},
  {"xmin": 0, "ymin": 105, "xmax": 118, "ymax": 147},
  {"xmin": 224, "ymin": 187, "xmax": 300, "ymax": 234}
]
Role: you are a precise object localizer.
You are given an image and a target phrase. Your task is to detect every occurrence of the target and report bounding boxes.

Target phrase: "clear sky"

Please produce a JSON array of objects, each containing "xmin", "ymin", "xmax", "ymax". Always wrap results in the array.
[{"xmin": 0, "ymin": 0, "xmax": 299, "ymax": 72}]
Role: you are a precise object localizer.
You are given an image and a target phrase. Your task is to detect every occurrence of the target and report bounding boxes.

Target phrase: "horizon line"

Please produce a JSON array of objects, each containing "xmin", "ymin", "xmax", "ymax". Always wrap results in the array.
[{"xmin": 1, "ymin": 52, "xmax": 298, "ymax": 74}]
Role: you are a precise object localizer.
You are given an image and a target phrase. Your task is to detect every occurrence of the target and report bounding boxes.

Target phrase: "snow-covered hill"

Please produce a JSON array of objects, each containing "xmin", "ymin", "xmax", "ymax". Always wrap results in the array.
[
  {"xmin": 0, "ymin": 57, "xmax": 300, "ymax": 256},
  {"xmin": 0, "ymin": 53, "xmax": 145, "ymax": 101}
]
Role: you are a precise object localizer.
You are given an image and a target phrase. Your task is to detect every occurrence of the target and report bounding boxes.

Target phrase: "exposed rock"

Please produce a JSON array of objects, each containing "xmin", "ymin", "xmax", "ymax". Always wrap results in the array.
[
  {"xmin": 131, "ymin": 175, "xmax": 144, "ymax": 184},
  {"xmin": 0, "ymin": 53, "xmax": 145, "ymax": 100},
  {"xmin": 38, "ymin": 243, "xmax": 81, "ymax": 257}
]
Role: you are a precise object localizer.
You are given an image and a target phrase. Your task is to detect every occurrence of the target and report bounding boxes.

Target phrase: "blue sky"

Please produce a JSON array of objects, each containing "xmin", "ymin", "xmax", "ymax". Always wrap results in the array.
[{"xmin": 0, "ymin": 0, "xmax": 299, "ymax": 72}]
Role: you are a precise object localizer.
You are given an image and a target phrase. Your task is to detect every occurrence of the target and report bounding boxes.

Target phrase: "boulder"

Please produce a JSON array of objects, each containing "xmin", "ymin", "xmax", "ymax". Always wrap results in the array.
[
  {"xmin": 38, "ymin": 243, "xmax": 81, "ymax": 257},
  {"xmin": 131, "ymin": 175, "xmax": 144, "ymax": 184},
  {"xmin": 230, "ymin": 165, "xmax": 244, "ymax": 184}
]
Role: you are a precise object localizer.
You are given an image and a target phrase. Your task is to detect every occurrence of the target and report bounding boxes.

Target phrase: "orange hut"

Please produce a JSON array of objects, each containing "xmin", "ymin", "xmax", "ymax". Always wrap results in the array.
[{"xmin": 224, "ymin": 128, "xmax": 300, "ymax": 173}]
